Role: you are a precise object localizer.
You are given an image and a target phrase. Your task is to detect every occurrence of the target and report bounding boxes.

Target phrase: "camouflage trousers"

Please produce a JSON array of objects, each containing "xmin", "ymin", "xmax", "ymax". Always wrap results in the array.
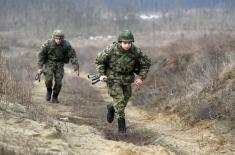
[
  {"xmin": 43, "ymin": 63, "xmax": 64, "ymax": 95},
  {"xmin": 107, "ymin": 82, "xmax": 132, "ymax": 119}
]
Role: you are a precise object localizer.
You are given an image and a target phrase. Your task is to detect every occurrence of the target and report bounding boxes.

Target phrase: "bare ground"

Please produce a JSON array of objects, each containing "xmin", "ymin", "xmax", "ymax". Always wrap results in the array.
[{"xmin": 0, "ymin": 67, "xmax": 234, "ymax": 155}]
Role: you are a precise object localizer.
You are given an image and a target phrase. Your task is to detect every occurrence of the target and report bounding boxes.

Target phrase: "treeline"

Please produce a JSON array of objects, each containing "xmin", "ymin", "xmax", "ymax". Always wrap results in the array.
[{"xmin": 0, "ymin": 0, "xmax": 235, "ymax": 38}]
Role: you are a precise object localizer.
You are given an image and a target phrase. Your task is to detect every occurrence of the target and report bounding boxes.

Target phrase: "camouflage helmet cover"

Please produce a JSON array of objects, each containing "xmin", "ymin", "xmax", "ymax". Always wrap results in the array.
[
  {"xmin": 52, "ymin": 29, "xmax": 64, "ymax": 39},
  {"xmin": 118, "ymin": 30, "xmax": 135, "ymax": 42}
]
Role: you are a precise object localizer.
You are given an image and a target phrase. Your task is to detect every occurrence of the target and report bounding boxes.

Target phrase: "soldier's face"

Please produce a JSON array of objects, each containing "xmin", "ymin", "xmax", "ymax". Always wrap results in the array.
[
  {"xmin": 54, "ymin": 37, "xmax": 62, "ymax": 45},
  {"xmin": 121, "ymin": 41, "xmax": 132, "ymax": 51}
]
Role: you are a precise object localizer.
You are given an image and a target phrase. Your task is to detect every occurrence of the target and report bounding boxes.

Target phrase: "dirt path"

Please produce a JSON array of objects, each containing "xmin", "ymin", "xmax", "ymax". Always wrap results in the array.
[
  {"xmin": 0, "ymin": 67, "xmax": 234, "ymax": 155},
  {"xmin": 29, "ymin": 68, "xmax": 176, "ymax": 155}
]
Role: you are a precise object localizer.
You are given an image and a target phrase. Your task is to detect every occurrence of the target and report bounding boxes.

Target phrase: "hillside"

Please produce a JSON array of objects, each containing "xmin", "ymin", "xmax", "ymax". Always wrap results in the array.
[{"xmin": 0, "ymin": 32, "xmax": 234, "ymax": 154}]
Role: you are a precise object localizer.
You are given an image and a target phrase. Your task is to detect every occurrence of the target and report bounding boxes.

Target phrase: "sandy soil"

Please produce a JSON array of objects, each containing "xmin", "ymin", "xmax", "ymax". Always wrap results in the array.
[{"xmin": 0, "ymin": 67, "xmax": 234, "ymax": 155}]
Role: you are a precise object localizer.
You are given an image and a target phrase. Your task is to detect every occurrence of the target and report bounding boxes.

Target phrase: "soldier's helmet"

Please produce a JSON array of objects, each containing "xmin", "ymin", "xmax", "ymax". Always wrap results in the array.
[
  {"xmin": 52, "ymin": 29, "xmax": 64, "ymax": 39},
  {"xmin": 118, "ymin": 30, "xmax": 135, "ymax": 42}
]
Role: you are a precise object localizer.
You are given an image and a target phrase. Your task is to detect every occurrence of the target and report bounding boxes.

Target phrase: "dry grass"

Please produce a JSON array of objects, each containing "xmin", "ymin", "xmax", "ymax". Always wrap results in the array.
[
  {"xmin": 132, "ymin": 33, "xmax": 235, "ymax": 124},
  {"xmin": 0, "ymin": 147, "xmax": 17, "ymax": 155},
  {"xmin": 0, "ymin": 49, "xmax": 34, "ymax": 104},
  {"xmin": 2, "ymin": 32, "xmax": 234, "ymax": 124},
  {"xmin": 0, "ymin": 32, "xmax": 234, "ymax": 154},
  {"xmin": 0, "ymin": 45, "xmax": 59, "ymax": 154}
]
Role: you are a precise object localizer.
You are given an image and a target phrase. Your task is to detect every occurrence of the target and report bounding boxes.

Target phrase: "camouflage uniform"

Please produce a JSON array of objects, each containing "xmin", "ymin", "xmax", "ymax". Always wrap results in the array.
[
  {"xmin": 96, "ymin": 31, "xmax": 151, "ymax": 119},
  {"xmin": 38, "ymin": 30, "xmax": 79, "ymax": 102}
]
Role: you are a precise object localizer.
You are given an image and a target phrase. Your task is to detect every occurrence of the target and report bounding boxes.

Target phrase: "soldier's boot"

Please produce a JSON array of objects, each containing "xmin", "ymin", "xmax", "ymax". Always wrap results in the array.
[
  {"xmin": 107, "ymin": 103, "xmax": 115, "ymax": 123},
  {"xmin": 45, "ymin": 89, "xmax": 52, "ymax": 101},
  {"xmin": 118, "ymin": 118, "xmax": 127, "ymax": 136},
  {"xmin": 51, "ymin": 93, "xmax": 59, "ymax": 103}
]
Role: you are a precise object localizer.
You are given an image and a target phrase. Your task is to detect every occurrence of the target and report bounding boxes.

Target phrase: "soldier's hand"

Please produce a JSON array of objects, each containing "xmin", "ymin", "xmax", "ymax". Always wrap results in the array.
[
  {"xmin": 75, "ymin": 70, "xmax": 79, "ymax": 76},
  {"xmin": 135, "ymin": 79, "xmax": 143, "ymax": 88},
  {"xmin": 100, "ymin": 75, "xmax": 108, "ymax": 82},
  {"xmin": 37, "ymin": 69, "xmax": 43, "ymax": 75}
]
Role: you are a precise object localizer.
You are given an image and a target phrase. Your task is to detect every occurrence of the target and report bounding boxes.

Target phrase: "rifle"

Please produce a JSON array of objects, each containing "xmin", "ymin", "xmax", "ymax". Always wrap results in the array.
[
  {"xmin": 35, "ymin": 73, "xmax": 42, "ymax": 82},
  {"xmin": 88, "ymin": 74, "xmax": 113, "ymax": 85},
  {"xmin": 88, "ymin": 74, "xmax": 100, "ymax": 85}
]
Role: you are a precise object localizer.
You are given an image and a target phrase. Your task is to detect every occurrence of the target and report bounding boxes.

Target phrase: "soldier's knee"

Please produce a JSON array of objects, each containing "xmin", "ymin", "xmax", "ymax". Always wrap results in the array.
[
  {"xmin": 45, "ymin": 80, "xmax": 52, "ymax": 85},
  {"xmin": 45, "ymin": 74, "xmax": 53, "ymax": 81},
  {"xmin": 55, "ymin": 79, "xmax": 62, "ymax": 85},
  {"xmin": 116, "ymin": 110, "xmax": 125, "ymax": 119},
  {"xmin": 124, "ymin": 96, "xmax": 130, "ymax": 101},
  {"xmin": 114, "ymin": 103, "xmax": 125, "ymax": 111},
  {"xmin": 55, "ymin": 83, "xmax": 62, "ymax": 88}
]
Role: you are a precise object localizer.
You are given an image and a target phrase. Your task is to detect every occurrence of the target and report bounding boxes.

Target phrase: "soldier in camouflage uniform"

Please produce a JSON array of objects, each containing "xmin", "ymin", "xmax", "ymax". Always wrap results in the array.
[
  {"xmin": 95, "ymin": 30, "xmax": 151, "ymax": 135},
  {"xmin": 37, "ymin": 30, "xmax": 79, "ymax": 103}
]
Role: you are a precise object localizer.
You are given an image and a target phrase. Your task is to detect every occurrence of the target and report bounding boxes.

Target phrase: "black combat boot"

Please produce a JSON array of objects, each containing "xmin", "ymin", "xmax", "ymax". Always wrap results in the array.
[
  {"xmin": 51, "ymin": 93, "xmax": 59, "ymax": 103},
  {"xmin": 45, "ymin": 88, "xmax": 52, "ymax": 101},
  {"xmin": 107, "ymin": 103, "xmax": 115, "ymax": 123},
  {"xmin": 118, "ymin": 118, "xmax": 126, "ymax": 136}
]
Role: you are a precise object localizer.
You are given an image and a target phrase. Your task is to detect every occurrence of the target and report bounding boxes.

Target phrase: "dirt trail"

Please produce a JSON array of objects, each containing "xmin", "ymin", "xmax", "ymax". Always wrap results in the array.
[
  {"xmin": 0, "ymin": 67, "xmax": 234, "ymax": 155},
  {"xmin": 27, "ymin": 68, "xmax": 176, "ymax": 155}
]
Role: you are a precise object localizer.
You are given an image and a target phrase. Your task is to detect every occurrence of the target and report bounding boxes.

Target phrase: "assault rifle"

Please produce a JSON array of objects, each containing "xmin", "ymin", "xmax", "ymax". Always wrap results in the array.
[
  {"xmin": 88, "ymin": 74, "xmax": 113, "ymax": 85},
  {"xmin": 88, "ymin": 74, "xmax": 100, "ymax": 85}
]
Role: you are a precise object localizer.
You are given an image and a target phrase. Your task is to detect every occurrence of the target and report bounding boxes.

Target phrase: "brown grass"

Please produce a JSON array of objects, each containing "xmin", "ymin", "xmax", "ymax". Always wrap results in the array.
[
  {"xmin": 132, "ymin": 33, "xmax": 235, "ymax": 124},
  {"xmin": 0, "ymin": 32, "xmax": 234, "ymax": 154}
]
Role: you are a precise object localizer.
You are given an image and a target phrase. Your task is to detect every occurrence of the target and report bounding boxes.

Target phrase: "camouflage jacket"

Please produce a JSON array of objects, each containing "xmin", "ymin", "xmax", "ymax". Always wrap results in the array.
[
  {"xmin": 96, "ymin": 42, "xmax": 151, "ymax": 84},
  {"xmin": 38, "ymin": 39, "xmax": 79, "ymax": 70}
]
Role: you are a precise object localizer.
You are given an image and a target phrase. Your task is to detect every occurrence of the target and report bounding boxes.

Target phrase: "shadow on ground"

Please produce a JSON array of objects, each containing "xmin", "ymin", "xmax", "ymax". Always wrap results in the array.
[{"xmin": 56, "ymin": 94, "xmax": 158, "ymax": 146}]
